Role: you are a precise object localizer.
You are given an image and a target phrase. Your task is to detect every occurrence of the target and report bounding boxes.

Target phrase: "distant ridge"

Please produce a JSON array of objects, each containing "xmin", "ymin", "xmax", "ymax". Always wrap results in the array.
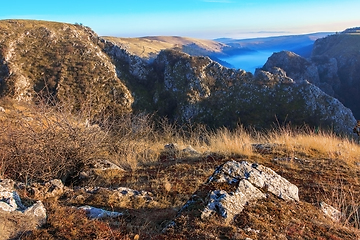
[{"xmin": 342, "ymin": 27, "xmax": 360, "ymax": 33}]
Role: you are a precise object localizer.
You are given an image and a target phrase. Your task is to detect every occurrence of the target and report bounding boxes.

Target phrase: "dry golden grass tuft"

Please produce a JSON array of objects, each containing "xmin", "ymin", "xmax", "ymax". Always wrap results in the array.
[
  {"xmin": 207, "ymin": 126, "xmax": 259, "ymax": 158},
  {"xmin": 266, "ymin": 125, "xmax": 360, "ymax": 164}
]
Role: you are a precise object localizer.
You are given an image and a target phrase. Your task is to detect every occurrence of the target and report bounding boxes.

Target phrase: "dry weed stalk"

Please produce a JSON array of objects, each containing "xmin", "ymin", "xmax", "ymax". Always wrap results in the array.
[{"xmin": 322, "ymin": 175, "xmax": 360, "ymax": 229}]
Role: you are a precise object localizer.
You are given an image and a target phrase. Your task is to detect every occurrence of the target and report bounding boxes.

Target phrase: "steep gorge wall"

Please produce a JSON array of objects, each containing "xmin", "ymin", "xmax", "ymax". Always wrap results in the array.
[
  {"xmin": 263, "ymin": 31, "xmax": 360, "ymax": 119},
  {"xmin": 104, "ymin": 42, "xmax": 356, "ymax": 133}
]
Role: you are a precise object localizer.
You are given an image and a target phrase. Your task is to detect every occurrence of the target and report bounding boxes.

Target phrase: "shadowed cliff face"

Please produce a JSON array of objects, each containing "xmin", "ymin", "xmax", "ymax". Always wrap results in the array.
[
  {"xmin": 0, "ymin": 20, "xmax": 133, "ymax": 117},
  {"xmin": 104, "ymin": 45, "xmax": 356, "ymax": 133},
  {"xmin": 263, "ymin": 30, "xmax": 360, "ymax": 119}
]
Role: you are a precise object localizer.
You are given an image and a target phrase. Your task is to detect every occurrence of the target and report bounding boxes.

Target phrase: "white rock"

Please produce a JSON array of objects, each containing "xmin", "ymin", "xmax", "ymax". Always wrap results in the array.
[
  {"xmin": 201, "ymin": 179, "xmax": 265, "ymax": 222},
  {"xmin": 179, "ymin": 161, "xmax": 300, "ymax": 224},
  {"xmin": 91, "ymin": 159, "xmax": 124, "ymax": 171},
  {"xmin": 24, "ymin": 201, "xmax": 47, "ymax": 226},
  {"xmin": 182, "ymin": 145, "xmax": 200, "ymax": 156},
  {"xmin": 320, "ymin": 202, "xmax": 343, "ymax": 222},
  {"xmin": 210, "ymin": 160, "xmax": 299, "ymax": 201},
  {"xmin": 79, "ymin": 205, "xmax": 123, "ymax": 219},
  {"xmin": 0, "ymin": 179, "xmax": 25, "ymax": 211},
  {"xmin": 0, "ymin": 179, "xmax": 47, "ymax": 239}
]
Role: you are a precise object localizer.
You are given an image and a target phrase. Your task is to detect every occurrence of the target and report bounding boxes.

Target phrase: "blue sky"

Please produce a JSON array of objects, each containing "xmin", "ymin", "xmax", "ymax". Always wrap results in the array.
[{"xmin": 1, "ymin": 0, "xmax": 360, "ymax": 39}]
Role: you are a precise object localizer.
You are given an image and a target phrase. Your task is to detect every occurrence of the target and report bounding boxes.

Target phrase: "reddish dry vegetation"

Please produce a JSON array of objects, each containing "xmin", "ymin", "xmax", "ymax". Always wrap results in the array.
[
  {"xmin": 1, "ymin": 100, "xmax": 360, "ymax": 239},
  {"xmin": 21, "ymin": 152, "xmax": 360, "ymax": 240}
]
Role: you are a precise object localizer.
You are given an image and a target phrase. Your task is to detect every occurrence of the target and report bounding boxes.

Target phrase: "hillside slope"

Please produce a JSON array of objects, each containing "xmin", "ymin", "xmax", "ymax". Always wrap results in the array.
[
  {"xmin": 0, "ymin": 20, "xmax": 133, "ymax": 117},
  {"xmin": 103, "ymin": 36, "xmax": 226, "ymax": 60}
]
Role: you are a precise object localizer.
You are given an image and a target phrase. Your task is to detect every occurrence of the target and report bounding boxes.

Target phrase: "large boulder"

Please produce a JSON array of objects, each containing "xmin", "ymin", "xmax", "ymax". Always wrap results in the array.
[
  {"xmin": 0, "ymin": 179, "xmax": 47, "ymax": 240},
  {"xmin": 173, "ymin": 161, "xmax": 299, "ymax": 225},
  {"xmin": 209, "ymin": 161, "xmax": 299, "ymax": 201}
]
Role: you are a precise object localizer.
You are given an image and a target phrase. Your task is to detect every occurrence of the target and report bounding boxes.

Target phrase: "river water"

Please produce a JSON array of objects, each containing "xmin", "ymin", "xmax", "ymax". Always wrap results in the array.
[{"xmin": 218, "ymin": 50, "xmax": 274, "ymax": 73}]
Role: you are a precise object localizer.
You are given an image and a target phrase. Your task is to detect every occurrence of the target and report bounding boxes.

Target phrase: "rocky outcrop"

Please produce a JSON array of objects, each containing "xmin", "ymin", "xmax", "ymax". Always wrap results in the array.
[
  {"xmin": 102, "ymin": 39, "xmax": 150, "ymax": 81},
  {"xmin": 65, "ymin": 186, "xmax": 160, "ymax": 209},
  {"xmin": 262, "ymin": 30, "xmax": 360, "ymax": 119},
  {"xmin": 148, "ymin": 50, "xmax": 356, "ymax": 133},
  {"xmin": 0, "ymin": 179, "xmax": 47, "ymax": 240},
  {"xmin": 25, "ymin": 179, "xmax": 65, "ymax": 201},
  {"xmin": 169, "ymin": 160, "xmax": 298, "ymax": 225},
  {"xmin": 263, "ymin": 51, "xmax": 320, "ymax": 85},
  {"xmin": 78, "ymin": 159, "xmax": 125, "ymax": 183}
]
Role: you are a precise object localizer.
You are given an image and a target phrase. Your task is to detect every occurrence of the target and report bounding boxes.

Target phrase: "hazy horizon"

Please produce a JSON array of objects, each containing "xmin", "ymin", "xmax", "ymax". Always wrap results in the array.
[{"xmin": 1, "ymin": 0, "xmax": 359, "ymax": 39}]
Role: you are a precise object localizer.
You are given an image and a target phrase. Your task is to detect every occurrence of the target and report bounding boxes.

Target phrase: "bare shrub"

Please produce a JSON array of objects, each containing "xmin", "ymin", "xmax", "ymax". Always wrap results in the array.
[{"xmin": 0, "ymin": 101, "xmax": 108, "ymax": 183}]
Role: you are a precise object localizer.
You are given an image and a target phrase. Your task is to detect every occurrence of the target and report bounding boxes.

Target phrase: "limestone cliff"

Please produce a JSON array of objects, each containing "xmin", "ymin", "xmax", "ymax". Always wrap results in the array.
[
  {"xmin": 263, "ymin": 29, "xmax": 360, "ymax": 119},
  {"xmin": 107, "ymin": 47, "xmax": 355, "ymax": 133}
]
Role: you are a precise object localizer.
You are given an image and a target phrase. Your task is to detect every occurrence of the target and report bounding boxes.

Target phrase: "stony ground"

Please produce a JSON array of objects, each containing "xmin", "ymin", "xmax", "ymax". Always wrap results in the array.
[{"xmin": 3, "ymin": 144, "xmax": 358, "ymax": 240}]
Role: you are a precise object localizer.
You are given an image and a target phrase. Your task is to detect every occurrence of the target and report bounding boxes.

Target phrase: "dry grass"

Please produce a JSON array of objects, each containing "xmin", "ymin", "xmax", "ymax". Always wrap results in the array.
[
  {"xmin": 0, "ymin": 99, "xmax": 108, "ymax": 183},
  {"xmin": 266, "ymin": 125, "xmax": 360, "ymax": 164},
  {"xmin": 207, "ymin": 126, "xmax": 258, "ymax": 158},
  {"xmin": 1, "ymin": 98, "xmax": 360, "ymax": 182},
  {"xmin": 102, "ymin": 36, "xmax": 226, "ymax": 59}
]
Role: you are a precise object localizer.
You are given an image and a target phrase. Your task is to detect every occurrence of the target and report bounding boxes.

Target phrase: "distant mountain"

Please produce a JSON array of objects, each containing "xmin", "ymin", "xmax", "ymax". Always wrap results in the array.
[
  {"xmin": 102, "ymin": 36, "xmax": 227, "ymax": 60},
  {"xmin": 105, "ymin": 33, "xmax": 333, "ymax": 71},
  {"xmin": 216, "ymin": 32, "xmax": 333, "ymax": 58}
]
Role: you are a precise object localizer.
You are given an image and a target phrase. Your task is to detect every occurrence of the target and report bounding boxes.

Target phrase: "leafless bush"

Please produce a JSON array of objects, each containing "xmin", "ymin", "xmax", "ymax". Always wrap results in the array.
[{"xmin": 0, "ymin": 101, "xmax": 108, "ymax": 183}]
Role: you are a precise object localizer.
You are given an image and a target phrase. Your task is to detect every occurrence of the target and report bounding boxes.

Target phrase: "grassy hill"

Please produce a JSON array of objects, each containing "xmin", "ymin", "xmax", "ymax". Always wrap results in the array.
[
  {"xmin": 103, "ymin": 36, "xmax": 227, "ymax": 60},
  {"xmin": 0, "ymin": 19, "xmax": 133, "ymax": 118}
]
